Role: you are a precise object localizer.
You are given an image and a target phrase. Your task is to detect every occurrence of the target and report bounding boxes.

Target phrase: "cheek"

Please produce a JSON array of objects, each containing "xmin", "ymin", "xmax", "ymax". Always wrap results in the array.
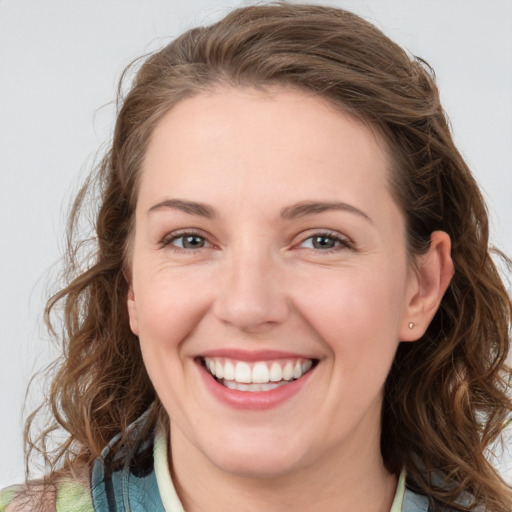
[
  {"xmin": 133, "ymin": 267, "xmax": 214, "ymax": 351},
  {"xmin": 132, "ymin": 273, "xmax": 211, "ymax": 413},
  {"xmin": 300, "ymin": 264, "xmax": 404, "ymax": 322},
  {"xmin": 293, "ymin": 264, "xmax": 406, "ymax": 365}
]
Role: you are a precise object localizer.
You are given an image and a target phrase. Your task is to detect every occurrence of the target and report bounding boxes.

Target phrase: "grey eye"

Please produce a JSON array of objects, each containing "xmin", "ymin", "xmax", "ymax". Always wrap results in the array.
[
  {"xmin": 298, "ymin": 232, "xmax": 352, "ymax": 251},
  {"xmin": 301, "ymin": 235, "xmax": 340, "ymax": 250},
  {"xmin": 310, "ymin": 235, "xmax": 338, "ymax": 249},
  {"xmin": 174, "ymin": 235, "xmax": 206, "ymax": 249}
]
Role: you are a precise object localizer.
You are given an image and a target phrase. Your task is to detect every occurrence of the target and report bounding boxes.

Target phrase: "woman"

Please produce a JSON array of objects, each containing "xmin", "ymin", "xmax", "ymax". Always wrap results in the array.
[{"xmin": 2, "ymin": 3, "xmax": 511, "ymax": 511}]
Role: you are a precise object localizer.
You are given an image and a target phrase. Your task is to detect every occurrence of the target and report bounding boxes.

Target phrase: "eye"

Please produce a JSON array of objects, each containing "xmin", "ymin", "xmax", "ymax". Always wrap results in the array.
[
  {"xmin": 299, "ymin": 232, "xmax": 352, "ymax": 251},
  {"xmin": 174, "ymin": 234, "xmax": 207, "ymax": 249},
  {"xmin": 161, "ymin": 231, "xmax": 211, "ymax": 251}
]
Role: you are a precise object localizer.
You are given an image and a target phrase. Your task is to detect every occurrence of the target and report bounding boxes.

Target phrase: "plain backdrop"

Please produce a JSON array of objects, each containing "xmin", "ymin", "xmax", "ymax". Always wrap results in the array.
[{"xmin": 1, "ymin": 0, "xmax": 511, "ymax": 487}]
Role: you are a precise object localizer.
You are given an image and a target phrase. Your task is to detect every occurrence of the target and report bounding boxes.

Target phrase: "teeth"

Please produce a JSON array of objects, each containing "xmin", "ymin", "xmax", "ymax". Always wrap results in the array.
[
  {"xmin": 252, "ymin": 362, "xmax": 269, "ymax": 383},
  {"xmin": 259, "ymin": 382, "xmax": 280, "ymax": 391},
  {"xmin": 302, "ymin": 360, "xmax": 312, "ymax": 374},
  {"xmin": 203, "ymin": 356, "xmax": 315, "ymax": 388},
  {"xmin": 269, "ymin": 362, "xmax": 282, "ymax": 382},
  {"xmin": 223, "ymin": 380, "xmax": 287, "ymax": 392},
  {"xmin": 224, "ymin": 360, "xmax": 235, "ymax": 380},
  {"xmin": 282, "ymin": 362, "xmax": 294, "ymax": 381},
  {"xmin": 235, "ymin": 362, "xmax": 252, "ymax": 383},
  {"xmin": 215, "ymin": 360, "xmax": 224, "ymax": 379}
]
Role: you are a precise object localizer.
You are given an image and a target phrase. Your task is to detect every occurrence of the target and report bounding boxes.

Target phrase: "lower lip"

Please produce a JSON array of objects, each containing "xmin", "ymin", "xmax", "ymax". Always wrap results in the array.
[{"xmin": 197, "ymin": 360, "xmax": 314, "ymax": 411}]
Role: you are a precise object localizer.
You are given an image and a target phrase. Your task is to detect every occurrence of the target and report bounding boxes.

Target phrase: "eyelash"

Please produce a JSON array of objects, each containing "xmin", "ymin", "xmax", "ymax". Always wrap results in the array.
[
  {"xmin": 160, "ymin": 230, "xmax": 353, "ymax": 254},
  {"xmin": 297, "ymin": 231, "xmax": 353, "ymax": 253},
  {"xmin": 160, "ymin": 230, "xmax": 212, "ymax": 253}
]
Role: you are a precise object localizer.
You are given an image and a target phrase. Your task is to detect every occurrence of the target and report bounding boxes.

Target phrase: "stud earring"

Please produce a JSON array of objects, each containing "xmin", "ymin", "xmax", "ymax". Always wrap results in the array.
[{"xmin": 408, "ymin": 322, "xmax": 415, "ymax": 329}]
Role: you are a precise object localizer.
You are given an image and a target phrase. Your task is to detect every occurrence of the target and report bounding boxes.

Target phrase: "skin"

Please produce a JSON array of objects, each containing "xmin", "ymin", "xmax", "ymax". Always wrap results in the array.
[{"xmin": 126, "ymin": 87, "xmax": 453, "ymax": 512}]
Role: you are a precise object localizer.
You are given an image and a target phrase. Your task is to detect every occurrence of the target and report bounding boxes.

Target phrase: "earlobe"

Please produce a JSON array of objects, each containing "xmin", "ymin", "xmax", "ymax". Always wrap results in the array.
[
  {"xmin": 400, "ymin": 231, "xmax": 454, "ymax": 342},
  {"xmin": 127, "ymin": 284, "xmax": 139, "ymax": 336}
]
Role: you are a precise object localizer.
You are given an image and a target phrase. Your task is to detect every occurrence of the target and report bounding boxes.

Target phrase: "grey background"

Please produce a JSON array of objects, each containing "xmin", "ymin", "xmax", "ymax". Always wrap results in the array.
[{"xmin": 1, "ymin": 0, "xmax": 511, "ymax": 486}]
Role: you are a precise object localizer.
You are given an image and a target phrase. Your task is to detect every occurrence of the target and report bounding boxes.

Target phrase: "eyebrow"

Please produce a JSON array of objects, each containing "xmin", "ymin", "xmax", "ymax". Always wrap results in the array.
[
  {"xmin": 148, "ymin": 198, "xmax": 372, "ymax": 223},
  {"xmin": 148, "ymin": 199, "xmax": 216, "ymax": 218},
  {"xmin": 280, "ymin": 201, "xmax": 373, "ymax": 223}
]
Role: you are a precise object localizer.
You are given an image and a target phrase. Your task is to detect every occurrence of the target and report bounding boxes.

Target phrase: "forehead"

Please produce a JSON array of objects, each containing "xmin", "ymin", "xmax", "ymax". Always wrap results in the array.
[{"xmin": 139, "ymin": 86, "xmax": 394, "ymax": 217}]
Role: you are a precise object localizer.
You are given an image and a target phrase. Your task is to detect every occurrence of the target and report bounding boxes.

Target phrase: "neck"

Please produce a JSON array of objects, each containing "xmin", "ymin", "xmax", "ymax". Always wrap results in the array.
[{"xmin": 169, "ymin": 427, "xmax": 397, "ymax": 512}]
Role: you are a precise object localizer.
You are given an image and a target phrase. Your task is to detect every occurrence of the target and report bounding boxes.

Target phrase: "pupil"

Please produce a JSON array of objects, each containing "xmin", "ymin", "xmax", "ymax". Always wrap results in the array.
[
  {"xmin": 313, "ymin": 236, "xmax": 335, "ymax": 249},
  {"xmin": 183, "ymin": 236, "xmax": 204, "ymax": 249}
]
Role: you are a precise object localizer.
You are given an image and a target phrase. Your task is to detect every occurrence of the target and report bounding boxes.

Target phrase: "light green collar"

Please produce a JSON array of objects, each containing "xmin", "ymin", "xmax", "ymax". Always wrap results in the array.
[
  {"xmin": 390, "ymin": 468, "xmax": 407, "ymax": 512},
  {"xmin": 154, "ymin": 428, "xmax": 185, "ymax": 512}
]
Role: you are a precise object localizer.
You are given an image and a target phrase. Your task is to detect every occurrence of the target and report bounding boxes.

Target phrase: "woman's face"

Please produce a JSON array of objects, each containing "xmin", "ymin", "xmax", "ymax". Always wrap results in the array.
[{"xmin": 127, "ymin": 87, "xmax": 420, "ymax": 478}]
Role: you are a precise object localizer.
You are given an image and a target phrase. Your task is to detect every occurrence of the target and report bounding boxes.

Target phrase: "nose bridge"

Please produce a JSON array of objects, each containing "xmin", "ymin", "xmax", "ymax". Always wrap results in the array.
[{"xmin": 213, "ymin": 238, "xmax": 288, "ymax": 332}]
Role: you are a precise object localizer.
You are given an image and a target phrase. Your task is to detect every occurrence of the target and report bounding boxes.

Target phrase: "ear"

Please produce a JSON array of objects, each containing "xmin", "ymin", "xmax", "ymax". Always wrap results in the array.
[
  {"xmin": 400, "ymin": 231, "xmax": 454, "ymax": 342},
  {"xmin": 127, "ymin": 283, "xmax": 139, "ymax": 336}
]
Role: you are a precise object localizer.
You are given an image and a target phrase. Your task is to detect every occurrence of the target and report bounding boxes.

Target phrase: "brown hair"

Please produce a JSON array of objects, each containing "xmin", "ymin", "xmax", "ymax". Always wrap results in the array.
[{"xmin": 26, "ymin": 3, "xmax": 512, "ymax": 511}]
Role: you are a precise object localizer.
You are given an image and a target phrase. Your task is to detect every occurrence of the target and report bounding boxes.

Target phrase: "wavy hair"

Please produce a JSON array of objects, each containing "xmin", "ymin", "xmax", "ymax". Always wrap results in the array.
[{"xmin": 26, "ymin": 3, "xmax": 512, "ymax": 511}]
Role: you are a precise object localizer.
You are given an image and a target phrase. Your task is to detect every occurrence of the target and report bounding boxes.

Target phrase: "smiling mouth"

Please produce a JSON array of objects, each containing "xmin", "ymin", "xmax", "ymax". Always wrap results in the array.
[{"xmin": 200, "ymin": 356, "xmax": 317, "ymax": 392}]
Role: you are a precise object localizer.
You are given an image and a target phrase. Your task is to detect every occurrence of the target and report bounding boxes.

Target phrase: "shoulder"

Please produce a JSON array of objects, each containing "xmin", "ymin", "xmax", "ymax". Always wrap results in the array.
[
  {"xmin": 403, "ymin": 486, "xmax": 473, "ymax": 512},
  {"xmin": 91, "ymin": 433, "xmax": 163, "ymax": 512},
  {"xmin": 0, "ymin": 476, "xmax": 93, "ymax": 512},
  {"xmin": 90, "ymin": 411, "xmax": 164, "ymax": 512},
  {"xmin": 402, "ymin": 486, "xmax": 432, "ymax": 512},
  {"xmin": 55, "ymin": 478, "xmax": 94, "ymax": 512},
  {"xmin": 0, "ymin": 483, "xmax": 56, "ymax": 512},
  {"xmin": 2, "ymin": 412, "xmax": 160, "ymax": 512},
  {"xmin": 0, "ymin": 485, "xmax": 20, "ymax": 511}
]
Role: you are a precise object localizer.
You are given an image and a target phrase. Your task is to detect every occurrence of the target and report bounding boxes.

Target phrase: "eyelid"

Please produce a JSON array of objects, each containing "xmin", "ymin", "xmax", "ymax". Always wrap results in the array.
[
  {"xmin": 296, "ymin": 230, "xmax": 354, "ymax": 251},
  {"xmin": 160, "ymin": 228, "xmax": 214, "ymax": 250},
  {"xmin": 159, "ymin": 228, "xmax": 353, "ymax": 253}
]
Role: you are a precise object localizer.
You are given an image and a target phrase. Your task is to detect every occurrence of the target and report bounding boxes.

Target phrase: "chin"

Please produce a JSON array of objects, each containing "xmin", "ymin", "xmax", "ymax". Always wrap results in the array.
[{"xmin": 202, "ymin": 434, "xmax": 308, "ymax": 479}]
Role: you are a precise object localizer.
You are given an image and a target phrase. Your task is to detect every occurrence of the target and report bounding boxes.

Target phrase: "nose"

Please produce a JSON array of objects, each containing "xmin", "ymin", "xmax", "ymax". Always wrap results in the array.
[{"xmin": 212, "ymin": 247, "xmax": 289, "ymax": 333}]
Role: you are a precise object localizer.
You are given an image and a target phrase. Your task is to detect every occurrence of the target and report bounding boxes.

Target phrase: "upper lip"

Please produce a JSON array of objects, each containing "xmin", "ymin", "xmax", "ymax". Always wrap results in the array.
[{"xmin": 198, "ymin": 348, "xmax": 318, "ymax": 362}]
